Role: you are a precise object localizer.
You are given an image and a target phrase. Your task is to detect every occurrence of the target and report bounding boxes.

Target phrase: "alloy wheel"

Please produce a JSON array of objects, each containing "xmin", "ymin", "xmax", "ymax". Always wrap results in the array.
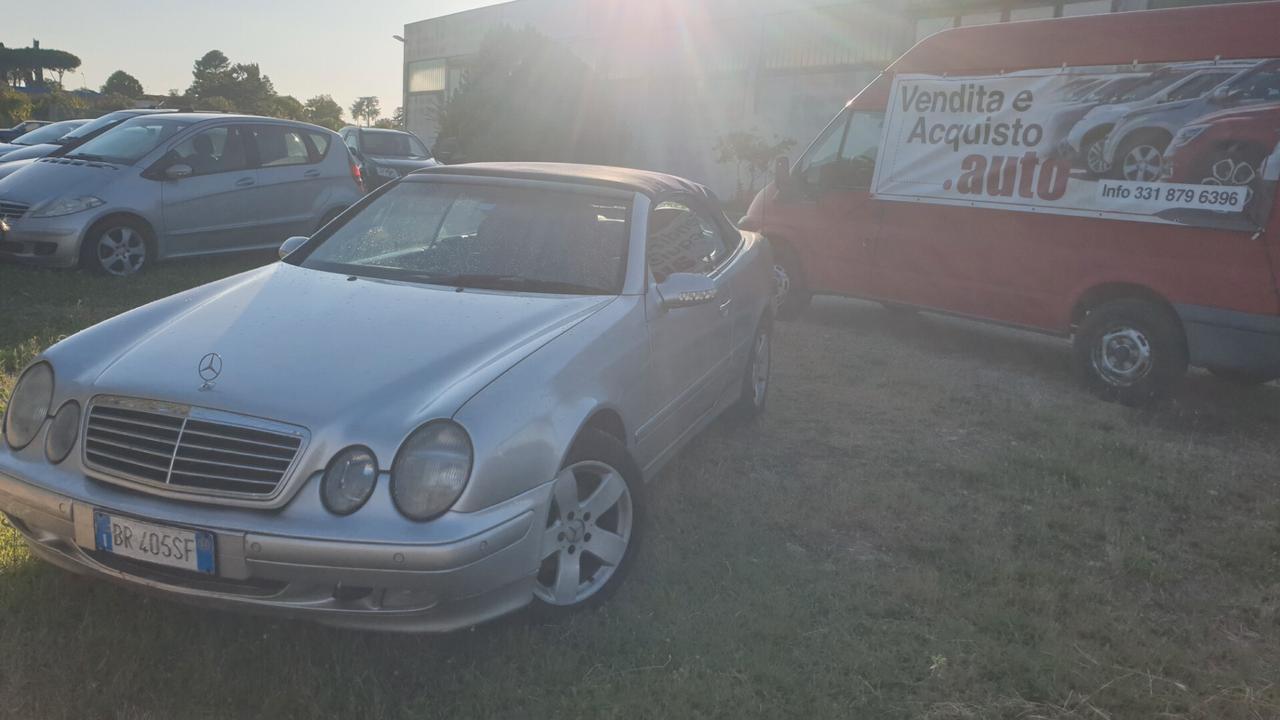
[
  {"xmin": 1122, "ymin": 145, "xmax": 1163, "ymax": 182},
  {"xmin": 1085, "ymin": 139, "xmax": 1109, "ymax": 174},
  {"xmin": 95, "ymin": 225, "xmax": 146, "ymax": 276},
  {"xmin": 535, "ymin": 460, "xmax": 633, "ymax": 606}
]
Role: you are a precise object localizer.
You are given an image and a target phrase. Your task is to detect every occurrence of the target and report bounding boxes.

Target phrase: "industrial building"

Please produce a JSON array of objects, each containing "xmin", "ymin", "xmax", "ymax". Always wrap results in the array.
[{"xmin": 402, "ymin": 0, "xmax": 1248, "ymax": 197}]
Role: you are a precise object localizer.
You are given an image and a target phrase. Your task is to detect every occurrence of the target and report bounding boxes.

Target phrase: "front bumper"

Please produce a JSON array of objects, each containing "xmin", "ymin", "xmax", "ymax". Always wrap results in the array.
[
  {"xmin": 0, "ymin": 215, "xmax": 84, "ymax": 268},
  {"xmin": 0, "ymin": 464, "xmax": 551, "ymax": 632},
  {"xmin": 1177, "ymin": 303, "xmax": 1280, "ymax": 379}
]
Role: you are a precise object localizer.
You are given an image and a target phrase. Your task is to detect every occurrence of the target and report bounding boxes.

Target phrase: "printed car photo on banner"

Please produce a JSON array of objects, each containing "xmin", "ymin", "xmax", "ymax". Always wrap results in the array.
[{"xmin": 871, "ymin": 58, "xmax": 1280, "ymax": 231}]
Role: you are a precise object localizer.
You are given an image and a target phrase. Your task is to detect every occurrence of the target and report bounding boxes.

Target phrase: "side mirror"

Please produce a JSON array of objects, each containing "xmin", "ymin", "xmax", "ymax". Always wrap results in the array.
[
  {"xmin": 655, "ymin": 273, "xmax": 718, "ymax": 310},
  {"xmin": 278, "ymin": 235, "xmax": 308, "ymax": 260},
  {"xmin": 165, "ymin": 163, "xmax": 193, "ymax": 180},
  {"xmin": 1210, "ymin": 86, "xmax": 1235, "ymax": 105},
  {"xmin": 774, "ymin": 156, "xmax": 792, "ymax": 189}
]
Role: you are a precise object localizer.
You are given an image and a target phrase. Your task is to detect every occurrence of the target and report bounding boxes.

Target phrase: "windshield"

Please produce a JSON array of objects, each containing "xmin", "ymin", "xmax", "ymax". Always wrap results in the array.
[
  {"xmin": 1085, "ymin": 76, "xmax": 1147, "ymax": 102},
  {"xmin": 64, "ymin": 117, "xmax": 195, "ymax": 165},
  {"xmin": 1115, "ymin": 71, "xmax": 1189, "ymax": 102},
  {"xmin": 361, "ymin": 130, "xmax": 430, "ymax": 158},
  {"xmin": 59, "ymin": 112, "xmax": 136, "ymax": 142},
  {"xmin": 12, "ymin": 120, "xmax": 87, "ymax": 146},
  {"xmin": 298, "ymin": 181, "xmax": 630, "ymax": 294}
]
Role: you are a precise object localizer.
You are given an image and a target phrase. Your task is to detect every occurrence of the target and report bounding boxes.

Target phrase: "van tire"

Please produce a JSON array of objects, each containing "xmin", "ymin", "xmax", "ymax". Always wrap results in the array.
[
  {"xmin": 1073, "ymin": 299, "xmax": 1188, "ymax": 405},
  {"xmin": 771, "ymin": 242, "xmax": 811, "ymax": 320}
]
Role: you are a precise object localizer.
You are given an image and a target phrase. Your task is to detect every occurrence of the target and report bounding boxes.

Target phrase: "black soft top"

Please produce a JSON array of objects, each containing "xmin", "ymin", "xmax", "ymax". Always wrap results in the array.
[{"xmin": 410, "ymin": 162, "xmax": 719, "ymax": 203}]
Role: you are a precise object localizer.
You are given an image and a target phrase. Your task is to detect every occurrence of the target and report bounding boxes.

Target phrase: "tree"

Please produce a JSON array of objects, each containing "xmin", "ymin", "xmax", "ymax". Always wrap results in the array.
[
  {"xmin": 184, "ymin": 50, "xmax": 277, "ymax": 114},
  {"xmin": 31, "ymin": 88, "xmax": 88, "ymax": 121},
  {"xmin": 101, "ymin": 70, "xmax": 143, "ymax": 98},
  {"xmin": 269, "ymin": 95, "xmax": 306, "ymax": 121},
  {"xmin": 304, "ymin": 95, "xmax": 345, "ymax": 130},
  {"xmin": 0, "ymin": 86, "xmax": 32, "ymax": 126},
  {"xmin": 373, "ymin": 118, "xmax": 396, "ymax": 129},
  {"xmin": 0, "ymin": 43, "xmax": 81, "ymax": 88},
  {"xmin": 391, "ymin": 106, "xmax": 405, "ymax": 129},
  {"xmin": 714, "ymin": 130, "xmax": 796, "ymax": 205},
  {"xmin": 434, "ymin": 26, "xmax": 627, "ymax": 165},
  {"xmin": 188, "ymin": 50, "xmax": 231, "ymax": 99},
  {"xmin": 350, "ymin": 96, "xmax": 380, "ymax": 127}
]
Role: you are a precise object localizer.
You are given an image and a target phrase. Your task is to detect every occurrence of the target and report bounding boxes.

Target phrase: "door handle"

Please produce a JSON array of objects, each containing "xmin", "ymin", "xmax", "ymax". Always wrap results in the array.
[
  {"xmin": 234, "ymin": 177, "xmax": 255, "ymax": 187},
  {"xmin": 718, "ymin": 298, "xmax": 733, "ymax": 316},
  {"xmin": 304, "ymin": 169, "xmax": 322, "ymax": 178}
]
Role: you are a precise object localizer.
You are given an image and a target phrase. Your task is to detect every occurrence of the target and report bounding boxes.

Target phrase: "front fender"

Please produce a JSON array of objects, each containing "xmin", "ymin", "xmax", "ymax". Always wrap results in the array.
[{"xmin": 450, "ymin": 296, "xmax": 650, "ymax": 513}]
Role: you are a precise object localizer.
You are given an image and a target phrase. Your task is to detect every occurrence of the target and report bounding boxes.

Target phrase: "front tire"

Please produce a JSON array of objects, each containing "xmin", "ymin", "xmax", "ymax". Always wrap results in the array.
[
  {"xmin": 1114, "ymin": 136, "xmax": 1168, "ymax": 182},
  {"xmin": 729, "ymin": 317, "xmax": 772, "ymax": 421},
  {"xmin": 1084, "ymin": 136, "xmax": 1111, "ymax": 176},
  {"xmin": 80, "ymin": 218, "xmax": 151, "ymax": 277},
  {"xmin": 532, "ymin": 429, "xmax": 641, "ymax": 616},
  {"xmin": 1073, "ymin": 299, "xmax": 1188, "ymax": 405}
]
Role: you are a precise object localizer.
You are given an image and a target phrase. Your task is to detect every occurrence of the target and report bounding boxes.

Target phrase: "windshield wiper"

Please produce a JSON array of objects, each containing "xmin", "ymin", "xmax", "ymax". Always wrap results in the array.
[
  {"xmin": 64, "ymin": 152, "xmax": 111, "ymax": 163},
  {"xmin": 405, "ymin": 273, "xmax": 610, "ymax": 295}
]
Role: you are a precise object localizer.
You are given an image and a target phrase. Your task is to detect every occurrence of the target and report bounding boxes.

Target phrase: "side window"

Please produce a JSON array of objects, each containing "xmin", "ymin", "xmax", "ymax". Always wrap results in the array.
[
  {"xmin": 253, "ymin": 125, "xmax": 314, "ymax": 167},
  {"xmin": 797, "ymin": 110, "xmax": 884, "ymax": 193},
  {"xmin": 647, "ymin": 200, "xmax": 729, "ymax": 282},
  {"xmin": 308, "ymin": 132, "xmax": 332, "ymax": 157},
  {"xmin": 1166, "ymin": 73, "xmax": 1229, "ymax": 102},
  {"xmin": 170, "ymin": 126, "xmax": 250, "ymax": 177},
  {"xmin": 343, "ymin": 131, "xmax": 359, "ymax": 152}
]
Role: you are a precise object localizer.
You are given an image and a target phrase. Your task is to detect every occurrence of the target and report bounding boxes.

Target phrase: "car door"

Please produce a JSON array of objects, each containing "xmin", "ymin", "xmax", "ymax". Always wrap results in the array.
[
  {"xmin": 640, "ymin": 198, "xmax": 735, "ymax": 458},
  {"xmin": 158, "ymin": 123, "xmax": 261, "ymax": 257},
  {"xmin": 250, "ymin": 123, "xmax": 328, "ymax": 245},
  {"xmin": 782, "ymin": 109, "xmax": 883, "ymax": 296}
]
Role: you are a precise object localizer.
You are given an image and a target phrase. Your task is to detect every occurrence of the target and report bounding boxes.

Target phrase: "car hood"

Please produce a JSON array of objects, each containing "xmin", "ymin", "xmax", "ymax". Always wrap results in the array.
[
  {"xmin": 1082, "ymin": 102, "xmax": 1137, "ymax": 126},
  {"xmin": 1118, "ymin": 98, "xmax": 1200, "ymax": 125},
  {"xmin": 0, "ymin": 142, "xmax": 59, "ymax": 164},
  {"xmin": 0, "ymin": 157, "xmax": 125, "ymax": 205},
  {"xmin": 1188, "ymin": 102, "xmax": 1280, "ymax": 125},
  {"xmin": 0, "ymin": 142, "xmax": 28, "ymax": 157},
  {"xmin": 55, "ymin": 263, "xmax": 615, "ymax": 435}
]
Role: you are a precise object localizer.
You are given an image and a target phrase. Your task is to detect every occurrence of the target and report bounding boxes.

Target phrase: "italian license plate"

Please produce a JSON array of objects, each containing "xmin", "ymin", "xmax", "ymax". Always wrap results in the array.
[{"xmin": 93, "ymin": 511, "xmax": 216, "ymax": 574}]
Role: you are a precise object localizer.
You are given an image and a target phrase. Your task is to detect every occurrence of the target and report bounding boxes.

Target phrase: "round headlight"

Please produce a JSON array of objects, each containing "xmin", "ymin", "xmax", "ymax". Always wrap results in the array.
[
  {"xmin": 320, "ymin": 447, "xmax": 379, "ymax": 515},
  {"xmin": 4, "ymin": 363, "xmax": 54, "ymax": 451},
  {"xmin": 390, "ymin": 421, "xmax": 473, "ymax": 521},
  {"xmin": 45, "ymin": 401, "xmax": 81, "ymax": 464}
]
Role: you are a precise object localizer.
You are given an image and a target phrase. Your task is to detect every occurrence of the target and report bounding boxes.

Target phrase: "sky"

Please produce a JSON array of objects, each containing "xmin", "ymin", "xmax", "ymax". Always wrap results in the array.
[{"xmin": 3, "ymin": 0, "xmax": 505, "ymax": 119}]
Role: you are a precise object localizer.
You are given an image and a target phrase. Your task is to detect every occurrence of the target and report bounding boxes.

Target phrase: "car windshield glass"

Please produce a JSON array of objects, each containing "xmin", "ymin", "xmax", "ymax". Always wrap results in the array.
[
  {"xmin": 1115, "ymin": 72, "xmax": 1188, "ymax": 102},
  {"xmin": 298, "ymin": 181, "xmax": 630, "ymax": 294},
  {"xmin": 12, "ymin": 120, "xmax": 86, "ymax": 146},
  {"xmin": 361, "ymin": 131, "xmax": 430, "ymax": 158},
  {"xmin": 59, "ymin": 112, "xmax": 132, "ymax": 141},
  {"xmin": 64, "ymin": 117, "xmax": 195, "ymax": 165},
  {"xmin": 1086, "ymin": 76, "xmax": 1147, "ymax": 102}
]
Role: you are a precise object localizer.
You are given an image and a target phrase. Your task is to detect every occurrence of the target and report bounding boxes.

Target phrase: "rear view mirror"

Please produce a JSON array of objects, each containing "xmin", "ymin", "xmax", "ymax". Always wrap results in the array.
[
  {"xmin": 165, "ymin": 163, "xmax": 193, "ymax": 180},
  {"xmin": 278, "ymin": 235, "xmax": 308, "ymax": 260},
  {"xmin": 656, "ymin": 273, "xmax": 718, "ymax": 310}
]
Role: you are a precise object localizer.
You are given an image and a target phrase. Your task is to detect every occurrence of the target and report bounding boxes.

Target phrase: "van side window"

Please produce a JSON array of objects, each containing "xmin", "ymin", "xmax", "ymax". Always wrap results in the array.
[
  {"xmin": 798, "ymin": 111, "xmax": 884, "ymax": 193},
  {"xmin": 647, "ymin": 201, "xmax": 729, "ymax": 282}
]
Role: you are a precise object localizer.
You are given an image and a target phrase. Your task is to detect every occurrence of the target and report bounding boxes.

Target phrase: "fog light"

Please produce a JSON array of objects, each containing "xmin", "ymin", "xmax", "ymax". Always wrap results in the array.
[
  {"xmin": 320, "ymin": 447, "xmax": 378, "ymax": 515},
  {"xmin": 44, "ymin": 401, "xmax": 80, "ymax": 464}
]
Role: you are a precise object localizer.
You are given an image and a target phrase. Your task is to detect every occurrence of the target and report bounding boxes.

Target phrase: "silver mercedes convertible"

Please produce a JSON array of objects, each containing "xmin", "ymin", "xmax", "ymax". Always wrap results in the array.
[{"xmin": 0, "ymin": 163, "xmax": 775, "ymax": 632}]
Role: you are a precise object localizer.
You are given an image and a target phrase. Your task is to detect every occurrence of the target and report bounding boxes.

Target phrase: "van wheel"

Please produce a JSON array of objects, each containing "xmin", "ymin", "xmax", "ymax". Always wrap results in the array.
[
  {"xmin": 1115, "ymin": 136, "xmax": 1168, "ymax": 182},
  {"xmin": 80, "ymin": 218, "xmax": 151, "ymax": 277},
  {"xmin": 1209, "ymin": 368, "xmax": 1278, "ymax": 387},
  {"xmin": 771, "ymin": 243, "xmax": 811, "ymax": 321},
  {"xmin": 1073, "ymin": 299, "xmax": 1188, "ymax": 405}
]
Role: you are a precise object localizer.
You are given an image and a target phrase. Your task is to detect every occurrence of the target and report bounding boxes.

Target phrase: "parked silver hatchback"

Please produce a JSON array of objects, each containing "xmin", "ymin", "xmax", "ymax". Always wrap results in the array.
[{"xmin": 0, "ymin": 113, "xmax": 364, "ymax": 276}]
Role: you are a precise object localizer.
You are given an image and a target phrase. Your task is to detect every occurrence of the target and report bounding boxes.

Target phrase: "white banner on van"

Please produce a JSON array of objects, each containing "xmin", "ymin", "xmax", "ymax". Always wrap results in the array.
[{"xmin": 870, "ymin": 61, "xmax": 1280, "ymax": 231}]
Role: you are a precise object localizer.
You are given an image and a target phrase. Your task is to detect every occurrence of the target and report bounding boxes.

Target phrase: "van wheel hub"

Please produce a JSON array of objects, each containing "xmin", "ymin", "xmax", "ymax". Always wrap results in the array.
[{"xmin": 1094, "ymin": 327, "xmax": 1153, "ymax": 386}]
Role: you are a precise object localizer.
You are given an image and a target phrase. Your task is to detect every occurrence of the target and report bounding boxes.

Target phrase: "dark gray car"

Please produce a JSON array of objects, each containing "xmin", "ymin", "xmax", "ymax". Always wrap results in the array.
[{"xmin": 341, "ymin": 127, "xmax": 439, "ymax": 189}]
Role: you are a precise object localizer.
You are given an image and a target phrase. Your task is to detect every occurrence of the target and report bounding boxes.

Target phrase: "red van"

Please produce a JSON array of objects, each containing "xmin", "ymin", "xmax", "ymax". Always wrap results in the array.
[{"xmin": 742, "ymin": 2, "xmax": 1280, "ymax": 403}]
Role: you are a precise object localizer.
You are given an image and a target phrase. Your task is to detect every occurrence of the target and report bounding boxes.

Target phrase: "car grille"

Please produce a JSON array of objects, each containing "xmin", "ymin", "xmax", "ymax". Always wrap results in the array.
[
  {"xmin": 0, "ymin": 200, "xmax": 30, "ymax": 221},
  {"xmin": 83, "ymin": 397, "xmax": 307, "ymax": 501}
]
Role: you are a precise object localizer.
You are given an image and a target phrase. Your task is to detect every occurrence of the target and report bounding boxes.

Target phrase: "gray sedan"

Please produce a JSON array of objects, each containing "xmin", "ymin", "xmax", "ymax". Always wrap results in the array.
[{"xmin": 0, "ymin": 163, "xmax": 775, "ymax": 632}]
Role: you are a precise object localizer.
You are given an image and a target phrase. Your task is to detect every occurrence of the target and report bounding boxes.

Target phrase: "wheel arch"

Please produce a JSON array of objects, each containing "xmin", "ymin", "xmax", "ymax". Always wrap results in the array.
[
  {"xmin": 79, "ymin": 211, "xmax": 159, "ymax": 262},
  {"xmin": 1069, "ymin": 281, "xmax": 1182, "ymax": 334},
  {"xmin": 1082, "ymin": 123, "xmax": 1115, "ymax": 146},
  {"xmin": 575, "ymin": 407, "xmax": 628, "ymax": 450}
]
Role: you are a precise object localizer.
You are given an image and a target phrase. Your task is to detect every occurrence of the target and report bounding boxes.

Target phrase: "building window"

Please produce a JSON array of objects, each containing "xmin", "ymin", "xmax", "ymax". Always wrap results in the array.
[
  {"xmin": 1009, "ymin": 5, "xmax": 1058, "ymax": 20},
  {"xmin": 1062, "ymin": 0, "xmax": 1115, "ymax": 16},
  {"xmin": 407, "ymin": 59, "xmax": 447, "ymax": 94},
  {"xmin": 914, "ymin": 16, "xmax": 956, "ymax": 42}
]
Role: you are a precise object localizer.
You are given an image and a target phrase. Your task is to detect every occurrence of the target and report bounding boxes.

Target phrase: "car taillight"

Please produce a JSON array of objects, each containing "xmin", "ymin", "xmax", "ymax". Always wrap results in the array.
[{"xmin": 350, "ymin": 158, "xmax": 365, "ymax": 193}]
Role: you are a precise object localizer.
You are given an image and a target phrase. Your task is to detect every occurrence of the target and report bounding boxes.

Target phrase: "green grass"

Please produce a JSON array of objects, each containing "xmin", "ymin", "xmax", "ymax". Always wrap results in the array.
[{"xmin": 1, "ymin": 259, "xmax": 1278, "ymax": 719}]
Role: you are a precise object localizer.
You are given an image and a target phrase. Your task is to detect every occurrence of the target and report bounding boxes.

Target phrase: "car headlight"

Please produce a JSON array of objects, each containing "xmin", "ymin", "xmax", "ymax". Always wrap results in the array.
[
  {"xmin": 32, "ymin": 196, "xmax": 105, "ymax": 218},
  {"xmin": 390, "ymin": 421, "xmax": 473, "ymax": 521},
  {"xmin": 1172, "ymin": 124, "xmax": 1209, "ymax": 148},
  {"xmin": 320, "ymin": 446, "xmax": 379, "ymax": 515},
  {"xmin": 44, "ymin": 401, "xmax": 81, "ymax": 464},
  {"xmin": 3, "ymin": 363, "xmax": 54, "ymax": 450}
]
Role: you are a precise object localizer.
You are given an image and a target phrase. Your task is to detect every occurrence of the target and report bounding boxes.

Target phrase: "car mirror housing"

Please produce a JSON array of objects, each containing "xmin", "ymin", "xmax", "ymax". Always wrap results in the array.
[
  {"xmin": 278, "ymin": 235, "xmax": 309, "ymax": 260},
  {"xmin": 656, "ymin": 273, "xmax": 718, "ymax": 310},
  {"xmin": 165, "ymin": 163, "xmax": 193, "ymax": 180}
]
